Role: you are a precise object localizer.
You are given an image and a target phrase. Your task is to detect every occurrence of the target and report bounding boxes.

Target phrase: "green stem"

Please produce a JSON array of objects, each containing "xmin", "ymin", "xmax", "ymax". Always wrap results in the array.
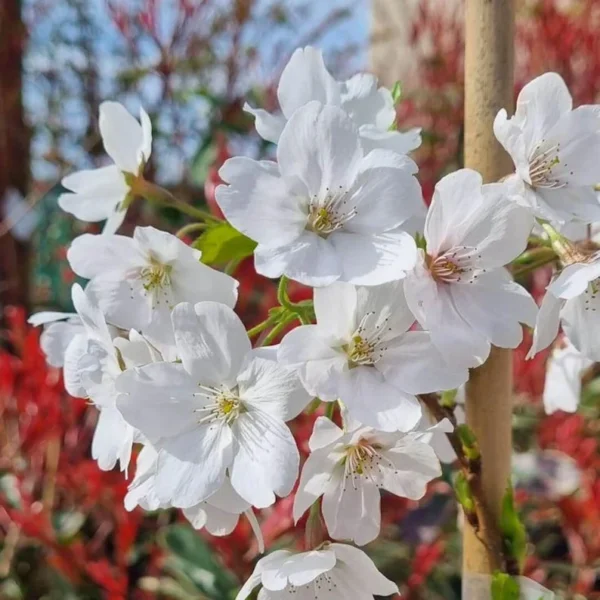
[
  {"xmin": 277, "ymin": 275, "xmax": 293, "ymax": 309},
  {"xmin": 247, "ymin": 316, "xmax": 278, "ymax": 339},
  {"xmin": 136, "ymin": 179, "xmax": 220, "ymax": 224},
  {"xmin": 260, "ymin": 315, "xmax": 295, "ymax": 346},
  {"xmin": 324, "ymin": 401, "xmax": 336, "ymax": 421},
  {"xmin": 224, "ymin": 258, "xmax": 241, "ymax": 275},
  {"xmin": 176, "ymin": 222, "xmax": 208, "ymax": 239},
  {"xmin": 511, "ymin": 253, "xmax": 557, "ymax": 278}
]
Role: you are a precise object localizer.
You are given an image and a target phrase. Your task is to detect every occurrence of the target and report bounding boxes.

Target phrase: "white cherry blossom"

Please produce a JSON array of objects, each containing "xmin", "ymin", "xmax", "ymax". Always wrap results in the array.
[
  {"xmin": 116, "ymin": 302, "xmax": 311, "ymax": 509},
  {"xmin": 67, "ymin": 226, "xmax": 238, "ymax": 346},
  {"xmin": 125, "ymin": 444, "xmax": 264, "ymax": 549},
  {"xmin": 293, "ymin": 416, "xmax": 443, "ymax": 545},
  {"xmin": 529, "ymin": 251, "xmax": 600, "ymax": 361},
  {"xmin": 71, "ymin": 284, "xmax": 154, "ymax": 472},
  {"xmin": 28, "ymin": 311, "xmax": 88, "ymax": 398},
  {"xmin": 404, "ymin": 169, "xmax": 538, "ymax": 369},
  {"xmin": 216, "ymin": 101, "xmax": 423, "ymax": 287},
  {"xmin": 494, "ymin": 72, "xmax": 600, "ymax": 225},
  {"xmin": 236, "ymin": 543, "xmax": 398, "ymax": 600},
  {"xmin": 278, "ymin": 281, "xmax": 467, "ymax": 432},
  {"xmin": 245, "ymin": 46, "xmax": 421, "ymax": 155},
  {"xmin": 543, "ymin": 340, "xmax": 592, "ymax": 414},
  {"xmin": 59, "ymin": 101, "xmax": 152, "ymax": 234}
]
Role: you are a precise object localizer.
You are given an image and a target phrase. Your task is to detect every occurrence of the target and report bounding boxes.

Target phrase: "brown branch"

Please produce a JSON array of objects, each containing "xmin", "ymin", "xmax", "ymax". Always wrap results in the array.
[{"xmin": 419, "ymin": 393, "xmax": 510, "ymax": 573}]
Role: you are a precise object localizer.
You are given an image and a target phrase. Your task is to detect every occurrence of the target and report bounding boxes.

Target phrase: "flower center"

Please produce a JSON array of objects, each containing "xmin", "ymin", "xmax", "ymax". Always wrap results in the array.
[
  {"xmin": 528, "ymin": 143, "xmax": 566, "ymax": 189},
  {"xmin": 306, "ymin": 186, "xmax": 357, "ymax": 237},
  {"xmin": 426, "ymin": 246, "xmax": 479, "ymax": 284},
  {"xmin": 344, "ymin": 440, "xmax": 378, "ymax": 476},
  {"xmin": 194, "ymin": 386, "xmax": 244, "ymax": 425},
  {"xmin": 140, "ymin": 258, "xmax": 172, "ymax": 292},
  {"xmin": 342, "ymin": 312, "xmax": 389, "ymax": 367}
]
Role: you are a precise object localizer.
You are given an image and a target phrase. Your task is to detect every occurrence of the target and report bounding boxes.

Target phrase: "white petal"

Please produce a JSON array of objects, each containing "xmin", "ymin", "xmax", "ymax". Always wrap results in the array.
[
  {"xmin": 216, "ymin": 157, "xmax": 307, "ymax": 248},
  {"xmin": 528, "ymin": 290, "xmax": 564, "ymax": 358},
  {"xmin": 548, "ymin": 261, "xmax": 600, "ymax": 300},
  {"xmin": 343, "ymin": 150, "xmax": 423, "ymax": 234},
  {"xmin": 562, "ymin": 294, "xmax": 600, "ymax": 361},
  {"xmin": 237, "ymin": 351, "xmax": 311, "ymax": 421},
  {"xmin": 543, "ymin": 342, "xmax": 591, "ymax": 414},
  {"xmin": 515, "ymin": 72, "xmax": 572, "ymax": 151},
  {"xmin": 63, "ymin": 333, "xmax": 89, "ymax": 397},
  {"xmin": 243, "ymin": 102, "xmax": 286, "ymax": 143},
  {"xmin": 338, "ymin": 367, "xmax": 422, "ymax": 432},
  {"xmin": 380, "ymin": 331, "xmax": 469, "ymax": 394},
  {"xmin": 277, "ymin": 325, "xmax": 347, "ymax": 400},
  {"xmin": 538, "ymin": 186, "xmax": 600, "ymax": 224},
  {"xmin": 38, "ymin": 321, "xmax": 80, "ymax": 368},
  {"xmin": 330, "ymin": 544, "xmax": 398, "ymax": 596},
  {"xmin": 340, "ymin": 73, "xmax": 395, "ymax": 129},
  {"xmin": 277, "ymin": 47, "xmax": 340, "ymax": 119},
  {"xmin": 230, "ymin": 410, "xmax": 299, "ymax": 508},
  {"xmin": 377, "ymin": 441, "xmax": 441, "ymax": 499},
  {"xmin": 59, "ymin": 166, "xmax": 128, "ymax": 222},
  {"xmin": 359, "ymin": 125, "xmax": 422, "ymax": 154},
  {"xmin": 254, "ymin": 233, "xmax": 342, "ymax": 287},
  {"xmin": 328, "ymin": 230, "xmax": 417, "ymax": 285},
  {"xmin": 101, "ymin": 206, "xmax": 127, "ymax": 234},
  {"xmin": 99, "ymin": 101, "xmax": 144, "ymax": 173},
  {"xmin": 424, "ymin": 169, "xmax": 485, "ymax": 254},
  {"xmin": 92, "ymin": 406, "xmax": 134, "ymax": 472},
  {"xmin": 493, "ymin": 109, "xmax": 529, "ymax": 175},
  {"xmin": 313, "ymin": 282, "xmax": 357, "ymax": 340},
  {"xmin": 172, "ymin": 302, "xmax": 251, "ymax": 387},
  {"xmin": 277, "ymin": 102, "xmax": 362, "ymax": 198},
  {"xmin": 518, "ymin": 577, "xmax": 556, "ymax": 599},
  {"xmin": 67, "ymin": 233, "xmax": 141, "ymax": 278},
  {"xmin": 115, "ymin": 362, "xmax": 200, "ymax": 441},
  {"xmin": 139, "ymin": 106, "xmax": 152, "ymax": 162},
  {"xmin": 322, "ymin": 474, "xmax": 381, "ymax": 545},
  {"xmin": 309, "ymin": 416, "xmax": 345, "ymax": 451},
  {"xmin": 156, "ymin": 425, "xmax": 233, "ymax": 507},
  {"xmin": 71, "ymin": 283, "xmax": 113, "ymax": 349},
  {"xmin": 28, "ymin": 311, "xmax": 75, "ymax": 327}
]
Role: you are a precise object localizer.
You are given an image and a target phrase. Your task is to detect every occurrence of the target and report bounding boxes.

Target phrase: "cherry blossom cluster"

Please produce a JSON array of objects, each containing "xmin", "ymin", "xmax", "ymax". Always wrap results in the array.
[{"xmin": 29, "ymin": 48, "xmax": 594, "ymax": 599}]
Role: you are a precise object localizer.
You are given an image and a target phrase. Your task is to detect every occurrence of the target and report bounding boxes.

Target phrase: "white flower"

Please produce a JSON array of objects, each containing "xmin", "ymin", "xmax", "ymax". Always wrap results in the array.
[
  {"xmin": 216, "ymin": 101, "xmax": 423, "ymax": 287},
  {"xmin": 236, "ymin": 543, "xmax": 398, "ymax": 600},
  {"xmin": 67, "ymin": 226, "xmax": 238, "ymax": 346},
  {"xmin": 245, "ymin": 46, "xmax": 421, "ymax": 155},
  {"xmin": 494, "ymin": 72, "xmax": 600, "ymax": 225},
  {"xmin": 543, "ymin": 340, "xmax": 592, "ymax": 414},
  {"xmin": 293, "ymin": 416, "xmax": 442, "ymax": 545},
  {"xmin": 71, "ymin": 284, "xmax": 154, "ymax": 472},
  {"xmin": 529, "ymin": 252, "xmax": 600, "ymax": 361},
  {"xmin": 59, "ymin": 101, "xmax": 152, "ymax": 234},
  {"xmin": 116, "ymin": 301, "xmax": 311, "ymax": 509},
  {"xmin": 278, "ymin": 281, "xmax": 467, "ymax": 432},
  {"xmin": 125, "ymin": 444, "xmax": 264, "ymax": 550},
  {"xmin": 404, "ymin": 169, "xmax": 537, "ymax": 369},
  {"xmin": 28, "ymin": 311, "xmax": 88, "ymax": 397}
]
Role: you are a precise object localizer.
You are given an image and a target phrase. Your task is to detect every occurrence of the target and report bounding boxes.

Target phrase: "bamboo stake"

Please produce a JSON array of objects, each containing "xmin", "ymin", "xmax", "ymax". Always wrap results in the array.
[{"xmin": 463, "ymin": 0, "xmax": 515, "ymax": 589}]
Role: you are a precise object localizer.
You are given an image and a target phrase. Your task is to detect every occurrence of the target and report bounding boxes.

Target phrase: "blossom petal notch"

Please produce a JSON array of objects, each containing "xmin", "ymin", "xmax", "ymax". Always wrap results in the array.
[
  {"xmin": 116, "ymin": 301, "xmax": 311, "ymax": 509},
  {"xmin": 278, "ymin": 280, "xmax": 467, "ymax": 432},
  {"xmin": 236, "ymin": 543, "xmax": 398, "ymax": 600},
  {"xmin": 245, "ymin": 45, "xmax": 421, "ymax": 154},
  {"xmin": 404, "ymin": 168, "xmax": 538, "ymax": 369},
  {"xmin": 494, "ymin": 72, "xmax": 600, "ymax": 225},
  {"xmin": 59, "ymin": 101, "xmax": 152, "ymax": 234},
  {"xmin": 217, "ymin": 101, "xmax": 423, "ymax": 287}
]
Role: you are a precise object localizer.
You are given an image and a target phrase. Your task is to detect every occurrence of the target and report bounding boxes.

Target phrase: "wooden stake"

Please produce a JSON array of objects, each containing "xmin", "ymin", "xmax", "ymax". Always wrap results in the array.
[{"xmin": 463, "ymin": 0, "xmax": 515, "ymax": 585}]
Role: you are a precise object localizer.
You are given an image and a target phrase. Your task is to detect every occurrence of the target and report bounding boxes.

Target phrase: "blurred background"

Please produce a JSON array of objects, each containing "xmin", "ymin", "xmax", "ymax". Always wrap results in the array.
[{"xmin": 1, "ymin": 0, "xmax": 600, "ymax": 598}]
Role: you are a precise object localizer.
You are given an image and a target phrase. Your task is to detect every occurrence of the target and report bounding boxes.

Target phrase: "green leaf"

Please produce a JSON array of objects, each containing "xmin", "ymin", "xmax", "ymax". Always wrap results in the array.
[
  {"xmin": 454, "ymin": 471, "xmax": 475, "ymax": 514},
  {"xmin": 194, "ymin": 222, "xmax": 257, "ymax": 265},
  {"xmin": 491, "ymin": 572, "xmax": 520, "ymax": 600},
  {"xmin": 456, "ymin": 424, "xmax": 480, "ymax": 461},
  {"xmin": 160, "ymin": 524, "xmax": 239, "ymax": 599},
  {"xmin": 500, "ymin": 483, "xmax": 528, "ymax": 567}
]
